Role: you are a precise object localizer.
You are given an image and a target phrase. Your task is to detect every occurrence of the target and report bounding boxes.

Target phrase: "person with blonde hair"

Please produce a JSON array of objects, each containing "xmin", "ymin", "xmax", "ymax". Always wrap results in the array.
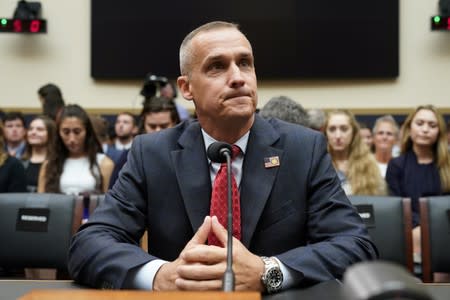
[
  {"xmin": 325, "ymin": 110, "xmax": 386, "ymax": 195},
  {"xmin": 386, "ymin": 105, "xmax": 450, "ymax": 225},
  {"xmin": 386, "ymin": 105, "xmax": 450, "ymax": 274}
]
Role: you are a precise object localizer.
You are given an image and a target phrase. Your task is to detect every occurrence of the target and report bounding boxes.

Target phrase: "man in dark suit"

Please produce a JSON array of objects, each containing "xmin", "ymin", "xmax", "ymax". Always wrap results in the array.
[{"xmin": 68, "ymin": 21, "xmax": 377, "ymax": 292}]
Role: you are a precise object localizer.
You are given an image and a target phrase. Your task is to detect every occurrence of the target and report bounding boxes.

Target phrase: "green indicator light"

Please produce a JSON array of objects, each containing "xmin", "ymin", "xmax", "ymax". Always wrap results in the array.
[
  {"xmin": 434, "ymin": 16, "xmax": 441, "ymax": 23},
  {"xmin": 0, "ymin": 19, "xmax": 7, "ymax": 26}
]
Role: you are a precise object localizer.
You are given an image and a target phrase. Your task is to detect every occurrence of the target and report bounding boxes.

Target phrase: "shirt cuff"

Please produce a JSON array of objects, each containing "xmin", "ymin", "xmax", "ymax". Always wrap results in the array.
[
  {"xmin": 273, "ymin": 257, "xmax": 302, "ymax": 290},
  {"xmin": 130, "ymin": 259, "xmax": 168, "ymax": 290}
]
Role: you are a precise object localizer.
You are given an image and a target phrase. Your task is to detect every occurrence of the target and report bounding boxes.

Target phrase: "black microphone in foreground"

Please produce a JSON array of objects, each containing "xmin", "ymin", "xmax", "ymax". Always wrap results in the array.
[{"xmin": 207, "ymin": 142, "xmax": 235, "ymax": 292}]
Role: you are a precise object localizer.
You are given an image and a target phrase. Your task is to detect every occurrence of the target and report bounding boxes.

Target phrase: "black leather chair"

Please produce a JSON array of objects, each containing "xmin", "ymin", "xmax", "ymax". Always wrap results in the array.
[
  {"xmin": 419, "ymin": 196, "xmax": 450, "ymax": 283},
  {"xmin": 0, "ymin": 193, "xmax": 76, "ymax": 271},
  {"xmin": 348, "ymin": 196, "xmax": 413, "ymax": 272}
]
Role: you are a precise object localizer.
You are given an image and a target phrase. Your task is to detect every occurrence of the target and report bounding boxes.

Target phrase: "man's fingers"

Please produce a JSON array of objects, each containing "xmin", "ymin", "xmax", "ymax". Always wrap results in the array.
[
  {"xmin": 175, "ymin": 278, "xmax": 223, "ymax": 291},
  {"xmin": 211, "ymin": 215, "xmax": 229, "ymax": 246},
  {"xmin": 177, "ymin": 262, "xmax": 226, "ymax": 280},
  {"xmin": 188, "ymin": 216, "xmax": 212, "ymax": 246}
]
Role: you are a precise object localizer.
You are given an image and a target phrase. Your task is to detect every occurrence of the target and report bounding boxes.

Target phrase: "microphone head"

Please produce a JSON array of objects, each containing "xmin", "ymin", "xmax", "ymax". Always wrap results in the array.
[{"xmin": 207, "ymin": 142, "xmax": 232, "ymax": 163}]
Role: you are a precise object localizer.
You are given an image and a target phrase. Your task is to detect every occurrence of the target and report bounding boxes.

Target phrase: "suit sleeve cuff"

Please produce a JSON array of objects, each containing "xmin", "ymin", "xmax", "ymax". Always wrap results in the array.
[
  {"xmin": 273, "ymin": 257, "xmax": 302, "ymax": 290},
  {"xmin": 127, "ymin": 259, "xmax": 168, "ymax": 290}
]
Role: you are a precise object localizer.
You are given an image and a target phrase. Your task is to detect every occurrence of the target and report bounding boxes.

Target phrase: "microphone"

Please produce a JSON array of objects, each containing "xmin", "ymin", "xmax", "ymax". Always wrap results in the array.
[{"xmin": 207, "ymin": 142, "xmax": 235, "ymax": 292}]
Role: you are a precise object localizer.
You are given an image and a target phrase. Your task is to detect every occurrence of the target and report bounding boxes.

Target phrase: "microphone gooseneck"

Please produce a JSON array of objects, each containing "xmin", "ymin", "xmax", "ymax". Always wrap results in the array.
[{"xmin": 206, "ymin": 142, "xmax": 235, "ymax": 292}]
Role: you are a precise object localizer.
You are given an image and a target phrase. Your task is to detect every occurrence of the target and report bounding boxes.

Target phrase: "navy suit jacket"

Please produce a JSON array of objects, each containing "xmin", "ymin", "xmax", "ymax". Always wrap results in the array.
[{"xmin": 68, "ymin": 115, "xmax": 377, "ymax": 289}]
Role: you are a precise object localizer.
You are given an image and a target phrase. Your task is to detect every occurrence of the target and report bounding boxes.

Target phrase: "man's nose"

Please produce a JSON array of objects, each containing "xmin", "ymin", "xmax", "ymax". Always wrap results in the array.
[{"xmin": 229, "ymin": 63, "xmax": 245, "ymax": 88}]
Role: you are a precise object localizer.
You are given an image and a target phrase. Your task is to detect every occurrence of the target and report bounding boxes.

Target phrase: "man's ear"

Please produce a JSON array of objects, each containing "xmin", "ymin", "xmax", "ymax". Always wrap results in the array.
[{"xmin": 177, "ymin": 75, "xmax": 194, "ymax": 101}]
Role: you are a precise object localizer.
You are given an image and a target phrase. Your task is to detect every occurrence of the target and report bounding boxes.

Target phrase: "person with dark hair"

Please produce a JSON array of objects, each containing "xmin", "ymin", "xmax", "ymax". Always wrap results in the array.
[
  {"xmin": 3, "ymin": 111, "xmax": 27, "ymax": 159},
  {"xmin": 90, "ymin": 115, "xmax": 123, "ymax": 165},
  {"xmin": 38, "ymin": 83, "xmax": 63, "ymax": 100},
  {"xmin": 37, "ymin": 83, "xmax": 65, "ymax": 122},
  {"xmin": 259, "ymin": 95, "xmax": 309, "ymax": 127},
  {"xmin": 69, "ymin": 21, "xmax": 376, "ymax": 292},
  {"xmin": 358, "ymin": 122, "xmax": 374, "ymax": 151},
  {"xmin": 0, "ymin": 121, "xmax": 27, "ymax": 193},
  {"xmin": 139, "ymin": 96, "xmax": 181, "ymax": 134},
  {"xmin": 160, "ymin": 81, "xmax": 191, "ymax": 121},
  {"xmin": 22, "ymin": 116, "xmax": 57, "ymax": 193},
  {"xmin": 38, "ymin": 104, "xmax": 114, "ymax": 195},
  {"xmin": 113, "ymin": 112, "xmax": 137, "ymax": 151}
]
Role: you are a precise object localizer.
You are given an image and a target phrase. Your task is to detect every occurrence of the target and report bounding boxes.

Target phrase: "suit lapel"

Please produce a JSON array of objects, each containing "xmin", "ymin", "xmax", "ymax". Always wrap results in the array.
[
  {"xmin": 171, "ymin": 122, "xmax": 211, "ymax": 233},
  {"xmin": 240, "ymin": 116, "xmax": 282, "ymax": 247}
]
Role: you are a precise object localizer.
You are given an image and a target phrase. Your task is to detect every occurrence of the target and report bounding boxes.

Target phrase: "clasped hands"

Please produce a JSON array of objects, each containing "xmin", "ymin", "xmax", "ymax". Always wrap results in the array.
[{"xmin": 153, "ymin": 216, "xmax": 264, "ymax": 291}]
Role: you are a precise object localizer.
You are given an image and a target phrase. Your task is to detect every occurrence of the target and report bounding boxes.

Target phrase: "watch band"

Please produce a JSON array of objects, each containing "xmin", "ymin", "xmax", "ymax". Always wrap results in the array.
[{"xmin": 261, "ymin": 256, "xmax": 283, "ymax": 293}]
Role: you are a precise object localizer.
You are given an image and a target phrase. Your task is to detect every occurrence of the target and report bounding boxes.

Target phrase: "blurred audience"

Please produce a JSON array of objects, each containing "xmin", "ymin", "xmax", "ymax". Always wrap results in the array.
[
  {"xmin": 3, "ymin": 111, "xmax": 27, "ymax": 159},
  {"xmin": 359, "ymin": 122, "xmax": 374, "ymax": 151},
  {"xmin": 38, "ymin": 104, "xmax": 114, "ymax": 195},
  {"xmin": 109, "ymin": 97, "xmax": 181, "ymax": 188},
  {"xmin": 307, "ymin": 108, "xmax": 326, "ymax": 132},
  {"xmin": 160, "ymin": 81, "xmax": 191, "ymax": 121},
  {"xmin": 0, "ymin": 121, "xmax": 27, "ymax": 192},
  {"xmin": 37, "ymin": 83, "xmax": 65, "ymax": 122},
  {"xmin": 372, "ymin": 115, "xmax": 399, "ymax": 178},
  {"xmin": 113, "ymin": 112, "xmax": 137, "ymax": 150},
  {"xmin": 90, "ymin": 115, "xmax": 123, "ymax": 165},
  {"xmin": 447, "ymin": 119, "xmax": 450, "ymax": 151},
  {"xmin": 325, "ymin": 110, "xmax": 386, "ymax": 195},
  {"xmin": 259, "ymin": 96, "xmax": 309, "ymax": 127},
  {"xmin": 21, "ymin": 116, "xmax": 57, "ymax": 193},
  {"xmin": 139, "ymin": 96, "xmax": 181, "ymax": 134}
]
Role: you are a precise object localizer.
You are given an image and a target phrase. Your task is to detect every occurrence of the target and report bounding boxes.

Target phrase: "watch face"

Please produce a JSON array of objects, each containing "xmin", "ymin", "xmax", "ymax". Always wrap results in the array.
[{"xmin": 267, "ymin": 268, "xmax": 283, "ymax": 290}]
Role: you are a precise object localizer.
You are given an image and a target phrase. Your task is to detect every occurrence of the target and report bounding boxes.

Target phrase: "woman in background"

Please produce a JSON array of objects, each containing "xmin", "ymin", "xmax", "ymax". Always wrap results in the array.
[
  {"xmin": 386, "ymin": 105, "xmax": 450, "ymax": 227},
  {"xmin": 0, "ymin": 122, "xmax": 27, "ymax": 193},
  {"xmin": 38, "ymin": 104, "xmax": 114, "ymax": 195},
  {"xmin": 386, "ymin": 105, "xmax": 450, "ymax": 269},
  {"xmin": 22, "ymin": 116, "xmax": 56, "ymax": 192},
  {"xmin": 325, "ymin": 109, "xmax": 386, "ymax": 195}
]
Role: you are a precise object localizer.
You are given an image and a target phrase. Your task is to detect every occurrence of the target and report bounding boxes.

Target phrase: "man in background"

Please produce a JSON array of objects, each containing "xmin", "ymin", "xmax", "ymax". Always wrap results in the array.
[
  {"xmin": 160, "ymin": 81, "xmax": 191, "ymax": 121},
  {"xmin": 259, "ymin": 95, "xmax": 309, "ymax": 127},
  {"xmin": 139, "ymin": 96, "xmax": 181, "ymax": 134},
  {"xmin": 3, "ymin": 112, "xmax": 27, "ymax": 159},
  {"xmin": 113, "ymin": 112, "xmax": 137, "ymax": 150}
]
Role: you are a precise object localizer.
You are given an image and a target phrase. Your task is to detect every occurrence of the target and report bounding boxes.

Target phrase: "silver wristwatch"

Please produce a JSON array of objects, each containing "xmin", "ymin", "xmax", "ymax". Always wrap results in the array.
[{"xmin": 261, "ymin": 256, "xmax": 283, "ymax": 293}]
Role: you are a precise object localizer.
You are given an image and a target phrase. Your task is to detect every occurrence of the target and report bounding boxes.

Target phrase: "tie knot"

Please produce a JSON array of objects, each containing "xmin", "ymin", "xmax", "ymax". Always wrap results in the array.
[{"xmin": 231, "ymin": 145, "xmax": 241, "ymax": 160}]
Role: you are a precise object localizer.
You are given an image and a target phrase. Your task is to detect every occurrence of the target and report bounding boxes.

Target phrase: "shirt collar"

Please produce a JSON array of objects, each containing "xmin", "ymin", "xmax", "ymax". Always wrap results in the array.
[{"xmin": 201, "ymin": 129, "xmax": 249, "ymax": 159}]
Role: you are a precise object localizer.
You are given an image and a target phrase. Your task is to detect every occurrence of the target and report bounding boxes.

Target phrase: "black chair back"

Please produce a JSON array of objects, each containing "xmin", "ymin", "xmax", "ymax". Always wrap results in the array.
[
  {"xmin": 0, "ymin": 193, "xmax": 76, "ymax": 270},
  {"xmin": 419, "ymin": 196, "xmax": 450, "ymax": 282},
  {"xmin": 348, "ymin": 195, "xmax": 413, "ymax": 272}
]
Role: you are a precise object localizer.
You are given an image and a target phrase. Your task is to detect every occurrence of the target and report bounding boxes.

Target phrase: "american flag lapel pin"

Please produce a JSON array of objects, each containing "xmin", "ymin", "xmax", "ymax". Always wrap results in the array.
[{"xmin": 264, "ymin": 156, "xmax": 280, "ymax": 168}]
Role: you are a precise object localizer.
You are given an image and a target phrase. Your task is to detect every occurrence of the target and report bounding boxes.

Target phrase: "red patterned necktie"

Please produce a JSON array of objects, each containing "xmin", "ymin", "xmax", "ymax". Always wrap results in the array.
[{"xmin": 208, "ymin": 145, "xmax": 241, "ymax": 246}]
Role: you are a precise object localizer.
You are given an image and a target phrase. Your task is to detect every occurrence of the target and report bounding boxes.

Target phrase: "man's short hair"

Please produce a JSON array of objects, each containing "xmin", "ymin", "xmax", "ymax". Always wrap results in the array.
[
  {"xmin": 116, "ymin": 112, "xmax": 137, "ymax": 126},
  {"xmin": 179, "ymin": 21, "xmax": 240, "ymax": 76},
  {"xmin": 3, "ymin": 111, "xmax": 26, "ymax": 127}
]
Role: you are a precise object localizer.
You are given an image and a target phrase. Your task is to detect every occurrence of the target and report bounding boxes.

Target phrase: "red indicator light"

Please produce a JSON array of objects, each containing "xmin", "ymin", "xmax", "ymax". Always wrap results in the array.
[
  {"xmin": 30, "ymin": 20, "xmax": 40, "ymax": 33},
  {"xmin": 13, "ymin": 19, "xmax": 22, "ymax": 32}
]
